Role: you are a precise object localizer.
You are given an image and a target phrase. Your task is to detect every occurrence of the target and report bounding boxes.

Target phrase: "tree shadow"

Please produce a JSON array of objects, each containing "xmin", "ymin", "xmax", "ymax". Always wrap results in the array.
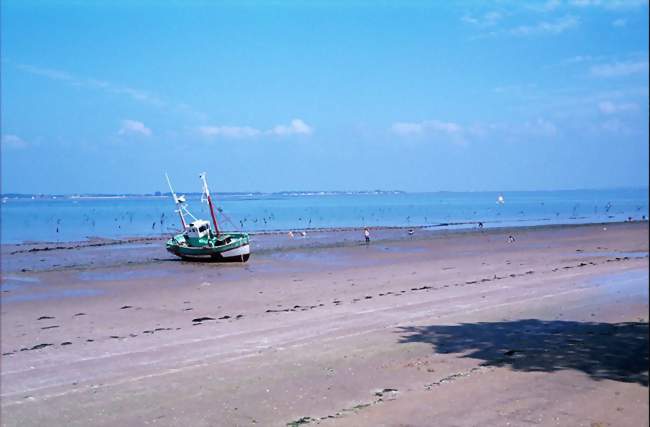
[{"xmin": 398, "ymin": 319, "xmax": 649, "ymax": 386}]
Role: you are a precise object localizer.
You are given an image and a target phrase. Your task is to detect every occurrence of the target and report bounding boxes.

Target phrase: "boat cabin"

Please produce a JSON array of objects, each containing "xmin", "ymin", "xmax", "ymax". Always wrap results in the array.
[{"xmin": 186, "ymin": 220, "xmax": 211, "ymax": 240}]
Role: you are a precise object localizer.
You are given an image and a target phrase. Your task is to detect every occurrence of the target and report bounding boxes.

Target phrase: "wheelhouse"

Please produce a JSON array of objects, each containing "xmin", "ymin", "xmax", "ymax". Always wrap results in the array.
[{"xmin": 186, "ymin": 220, "xmax": 211, "ymax": 239}]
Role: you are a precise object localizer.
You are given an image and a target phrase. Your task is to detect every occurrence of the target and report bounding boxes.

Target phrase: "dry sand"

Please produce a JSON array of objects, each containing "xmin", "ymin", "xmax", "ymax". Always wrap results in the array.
[{"xmin": 1, "ymin": 222, "xmax": 648, "ymax": 426}]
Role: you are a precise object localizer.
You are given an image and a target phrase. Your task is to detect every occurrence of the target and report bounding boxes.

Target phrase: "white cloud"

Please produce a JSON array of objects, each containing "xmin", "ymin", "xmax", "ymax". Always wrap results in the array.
[
  {"xmin": 14, "ymin": 62, "xmax": 206, "ymax": 120},
  {"xmin": 391, "ymin": 117, "xmax": 560, "ymax": 144},
  {"xmin": 522, "ymin": 118, "xmax": 558, "ymax": 136},
  {"xmin": 542, "ymin": 0, "xmax": 562, "ymax": 10},
  {"xmin": 119, "ymin": 120, "xmax": 152, "ymax": 137},
  {"xmin": 462, "ymin": 11, "xmax": 503, "ymax": 27},
  {"xmin": 17, "ymin": 63, "xmax": 167, "ymax": 108},
  {"xmin": 479, "ymin": 118, "xmax": 558, "ymax": 140},
  {"xmin": 198, "ymin": 119, "xmax": 313, "ymax": 139},
  {"xmin": 509, "ymin": 16, "xmax": 579, "ymax": 36},
  {"xmin": 198, "ymin": 125, "xmax": 261, "ymax": 138},
  {"xmin": 391, "ymin": 120, "xmax": 462, "ymax": 136},
  {"xmin": 391, "ymin": 122, "xmax": 425, "ymax": 135},
  {"xmin": 598, "ymin": 101, "xmax": 638, "ymax": 114},
  {"xmin": 562, "ymin": 55, "xmax": 596, "ymax": 64},
  {"xmin": 1, "ymin": 134, "xmax": 28, "ymax": 149},
  {"xmin": 612, "ymin": 18, "xmax": 627, "ymax": 27},
  {"xmin": 391, "ymin": 120, "xmax": 464, "ymax": 143},
  {"xmin": 590, "ymin": 59, "xmax": 649, "ymax": 77},
  {"xmin": 570, "ymin": 0, "xmax": 648, "ymax": 9},
  {"xmin": 600, "ymin": 118, "xmax": 631, "ymax": 133},
  {"xmin": 270, "ymin": 119, "xmax": 313, "ymax": 136}
]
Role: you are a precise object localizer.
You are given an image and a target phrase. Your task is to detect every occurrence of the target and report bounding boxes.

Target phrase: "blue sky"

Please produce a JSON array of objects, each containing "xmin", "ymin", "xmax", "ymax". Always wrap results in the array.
[{"xmin": 1, "ymin": 0, "xmax": 648, "ymax": 193}]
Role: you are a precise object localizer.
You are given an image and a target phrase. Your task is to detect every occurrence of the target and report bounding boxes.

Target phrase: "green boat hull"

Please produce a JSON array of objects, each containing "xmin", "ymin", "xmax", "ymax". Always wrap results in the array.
[{"xmin": 166, "ymin": 232, "xmax": 250, "ymax": 262}]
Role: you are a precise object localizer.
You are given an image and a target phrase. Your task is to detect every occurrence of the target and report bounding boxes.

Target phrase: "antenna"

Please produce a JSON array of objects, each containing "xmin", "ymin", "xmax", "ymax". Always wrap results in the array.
[
  {"xmin": 165, "ymin": 172, "xmax": 180, "ymax": 204},
  {"xmin": 165, "ymin": 172, "xmax": 188, "ymax": 229}
]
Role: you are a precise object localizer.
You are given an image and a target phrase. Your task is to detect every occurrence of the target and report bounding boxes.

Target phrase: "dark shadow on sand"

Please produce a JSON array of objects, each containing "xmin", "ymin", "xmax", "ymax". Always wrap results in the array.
[{"xmin": 398, "ymin": 319, "xmax": 649, "ymax": 386}]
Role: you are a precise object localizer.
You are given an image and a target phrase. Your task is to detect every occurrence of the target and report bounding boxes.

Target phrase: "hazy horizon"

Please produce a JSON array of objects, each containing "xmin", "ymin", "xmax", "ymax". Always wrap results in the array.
[
  {"xmin": 2, "ymin": 185, "xmax": 648, "ymax": 198},
  {"xmin": 2, "ymin": 1, "xmax": 648, "ymax": 194}
]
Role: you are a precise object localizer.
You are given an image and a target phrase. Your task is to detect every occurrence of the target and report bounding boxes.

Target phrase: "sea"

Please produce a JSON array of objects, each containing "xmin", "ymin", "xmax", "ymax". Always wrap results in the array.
[{"xmin": 1, "ymin": 189, "xmax": 647, "ymax": 244}]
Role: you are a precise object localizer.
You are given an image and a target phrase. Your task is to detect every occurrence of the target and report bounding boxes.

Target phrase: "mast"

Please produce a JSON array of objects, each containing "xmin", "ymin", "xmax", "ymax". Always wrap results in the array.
[
  {"xmin": 165, "ymin": 173, "xmax": 188, "ymax": 230},
  {"xmin": 199, "ymin": 172, "xmax": 220, "ymax": 236}
]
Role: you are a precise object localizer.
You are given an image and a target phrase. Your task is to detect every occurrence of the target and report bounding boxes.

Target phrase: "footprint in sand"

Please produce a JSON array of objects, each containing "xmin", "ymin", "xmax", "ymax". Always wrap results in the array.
[{"xmin": 37, "ymin": 316, "xmax": 55, "ymax": 320}]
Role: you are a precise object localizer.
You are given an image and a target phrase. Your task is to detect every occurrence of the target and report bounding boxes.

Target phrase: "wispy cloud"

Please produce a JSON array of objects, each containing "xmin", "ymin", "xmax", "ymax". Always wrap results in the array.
[
  {"xmin": 391, "ymin": 117, "xmax": 559, "ymax": 144},
  {"xmin": 598, "ymin": 100, "xmax": 639, "ymax": 114},
  {"xmin": 461, "ymin": 11, "xmax": 503, "ymax": 27},
  {"xmin": 612, "ymin": 18, "xmax": 627, "ymax": 27},
  {"xmin": 569, "ymin": 0, "xmax": 648, "ymax": 9},
  {"xmin": 269, "ymin": 119, "xmax": 313, "ymax": 136},
  {"xmin": 13, "ymin": 62, "xmax": 206, "ymax": 120},
  {"xmin": 471, "ymin": 118, "xmax": 558, "ymax": 140},
  {"xmin": 527, "ymin": 0, "xmax": 562, "ymax": 12},
  {"xmin": 561, "ymin": 54, "xmax": 601, "ymax": 64},
  {"xmin": 198, "ymin": 119, "xmax": 313, "ymax": 139},
  {"xmin": 600, "ymin": 118, "xmax": 632, "ymax": 134},
  {"xmin": 475, "ymin": 15, "xmax": 579, "ymax": 39},
  {"xmin": 17, "ymin": 63, "xmax": 166, "ymax": 108},
  {"xmin": 391, "ymin": 119, "xmax": 466, "ymax": 144},
  {"xmin": 1, "ymin": 134, "xmax": 28, "ymax": 149},
  {"xmin": 508, "ymin": 15, "xmax": 579, "ymax": 36},
  {"xmin": 590, "ymin": 59, "xmax": 649, "ymax": 77},
  {"xmin": 493, "ymin": 83, "xmax": 538, "ymax": 95},
  {"xmin": 118, "ymin": 120, "xmax": 152, "ymax": 137},
  {"xmin": 198, "ymin": 125, "xmax": 261, "ymax": 138},
  {"xmin": 391, "ymin": 120, "xmax": 463, "ymax": 137}
]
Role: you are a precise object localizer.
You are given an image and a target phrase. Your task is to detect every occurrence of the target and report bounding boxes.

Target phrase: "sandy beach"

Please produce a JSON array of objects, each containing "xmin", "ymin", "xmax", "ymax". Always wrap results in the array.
[{"xmin": 1, "ymin": 221, "xmax": 648, "ymax": 426}]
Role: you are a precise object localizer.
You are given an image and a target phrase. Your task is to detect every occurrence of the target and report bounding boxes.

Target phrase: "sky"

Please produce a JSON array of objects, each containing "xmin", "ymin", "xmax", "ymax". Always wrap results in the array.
[{"xmin": 1, "ymin": 0, "xmax": 648, "ymax": 194}]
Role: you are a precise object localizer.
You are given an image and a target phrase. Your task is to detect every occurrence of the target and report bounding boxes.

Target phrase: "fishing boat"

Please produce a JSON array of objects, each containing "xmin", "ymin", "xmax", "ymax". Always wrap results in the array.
[{"xmin": 165, "ymin": 173, "xmax": 250, "ymax": 262}]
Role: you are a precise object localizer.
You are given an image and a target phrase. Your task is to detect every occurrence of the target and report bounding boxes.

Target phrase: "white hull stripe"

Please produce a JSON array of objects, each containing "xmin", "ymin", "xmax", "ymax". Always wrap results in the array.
[{"xmin": 220, "ymin": 244, "xmax": 250, "ymax": 258}]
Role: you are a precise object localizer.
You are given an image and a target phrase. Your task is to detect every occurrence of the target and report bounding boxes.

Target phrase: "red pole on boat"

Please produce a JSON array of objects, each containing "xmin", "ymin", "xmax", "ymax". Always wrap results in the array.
[
  {"xmin": 207, "ymin": 194, "xmax": 219, "ymax": 235},
  {"xmin": 200, "ymin": 173, "xmax": 220, "ymax": 235}
]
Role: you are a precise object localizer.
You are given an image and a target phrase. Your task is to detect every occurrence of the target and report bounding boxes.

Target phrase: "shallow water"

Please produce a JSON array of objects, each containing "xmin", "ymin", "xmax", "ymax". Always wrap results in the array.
[
  {"xmin": 0, "ymin": 275, "xmax": 40, "ymax": 291},
  {"xmin": 2, "ymin": 189, "xmax": 647, "ymax": 244},
  {"xmin": 575, "ymin": 251, "xmax": 649, "ymax": 259},
  {"xmin": 2, "ymin": 288, "xmax": 104, "ymax": 303}
]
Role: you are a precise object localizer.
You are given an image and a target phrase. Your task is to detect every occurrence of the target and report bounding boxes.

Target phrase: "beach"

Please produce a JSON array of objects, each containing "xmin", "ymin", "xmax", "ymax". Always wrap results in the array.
[{"xmin": 1, "ymin": 221, "xmax": 648, "ymax": 426}]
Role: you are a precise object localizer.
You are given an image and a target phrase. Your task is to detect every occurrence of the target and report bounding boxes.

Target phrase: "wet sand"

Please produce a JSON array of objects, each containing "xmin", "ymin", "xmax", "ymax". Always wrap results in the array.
[{"xmin": 1, "ymin": 222, "xmax": 648, "ymax": 426}]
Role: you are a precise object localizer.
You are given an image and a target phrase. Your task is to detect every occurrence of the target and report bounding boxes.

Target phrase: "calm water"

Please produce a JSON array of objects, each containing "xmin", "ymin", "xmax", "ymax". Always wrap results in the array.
[{"xmin": 1, "ymin": 189, "xmax": 647, "ymax": 244}]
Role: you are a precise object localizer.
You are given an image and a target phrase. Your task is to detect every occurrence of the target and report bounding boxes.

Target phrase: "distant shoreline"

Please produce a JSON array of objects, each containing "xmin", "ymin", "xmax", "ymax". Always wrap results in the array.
[
  {"xmin": 1, "ymin": 187, "xmax": 647, "ymax": 200},
  {"xmin": 3, "ymin": 219, "xmax": 646, "ymax": 251}
]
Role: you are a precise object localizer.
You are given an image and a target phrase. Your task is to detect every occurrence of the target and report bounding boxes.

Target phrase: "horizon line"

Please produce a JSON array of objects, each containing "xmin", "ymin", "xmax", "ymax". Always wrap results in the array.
[{"xmin": 2, "ymin": 186, "xmax": 648, "ymax": 198}]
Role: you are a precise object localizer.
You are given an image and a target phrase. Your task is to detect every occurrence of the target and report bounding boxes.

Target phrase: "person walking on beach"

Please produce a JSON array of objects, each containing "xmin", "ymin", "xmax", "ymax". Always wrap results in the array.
[{"xmin": 364, "ymin": 227, "xmax": 370, "ymax": 244}]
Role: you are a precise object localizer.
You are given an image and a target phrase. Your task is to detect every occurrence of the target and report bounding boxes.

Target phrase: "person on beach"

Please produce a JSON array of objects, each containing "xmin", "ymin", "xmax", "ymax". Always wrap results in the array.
[
  {"xmin": 507, "ymin": 235, "xmax": 516, "ymax": 243},
  {"xmin": 478, "ymin": 222, "xmax": 484, "ymax": 230},
  {"xmin": 288, "ymin": 231, "xmax": 294, "ymax": 239},
  {"xmin": 364, "ymin": 228, "xmax": 370, "ymax": 244}
]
